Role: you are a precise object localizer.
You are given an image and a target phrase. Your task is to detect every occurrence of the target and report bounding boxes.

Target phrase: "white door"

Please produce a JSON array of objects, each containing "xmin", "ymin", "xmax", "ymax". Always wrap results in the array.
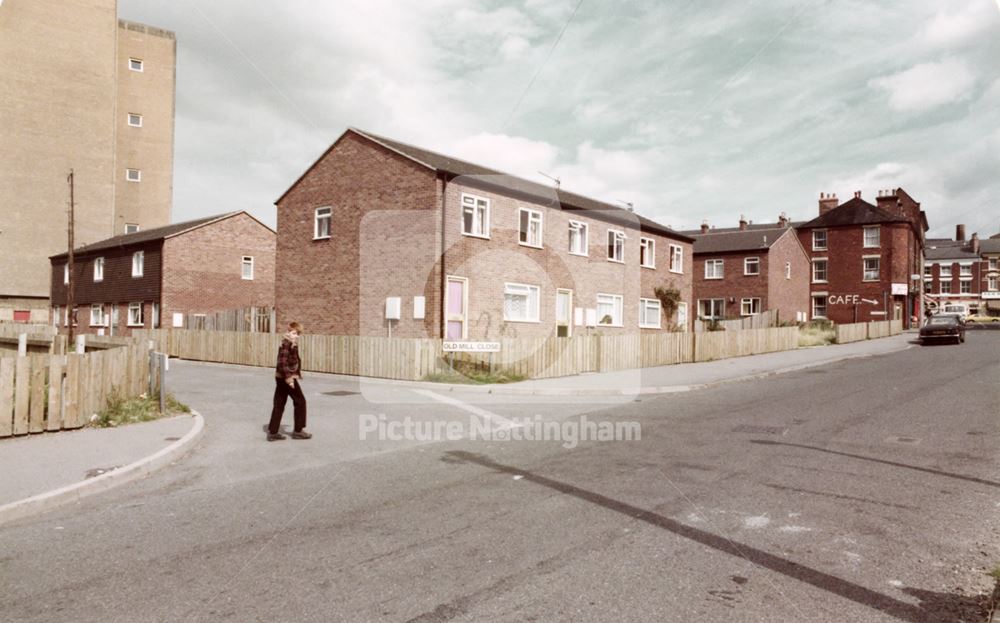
[
  {"xmin": 556, "ymin": 289, "xmax": 572, "ymax": 337},
  {"xmin": 677, "ymin": 302, "xmax": 688, "ymax": 331},
  {"xmin": 445, "ymin": 276, "xmax": 467, "ymax": 339}
]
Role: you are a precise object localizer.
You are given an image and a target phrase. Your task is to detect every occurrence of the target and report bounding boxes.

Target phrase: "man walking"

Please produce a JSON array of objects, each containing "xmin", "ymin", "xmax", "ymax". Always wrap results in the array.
[{"xmin": 267, "ymin": 321, "xmax": 311, "ymax": 441}]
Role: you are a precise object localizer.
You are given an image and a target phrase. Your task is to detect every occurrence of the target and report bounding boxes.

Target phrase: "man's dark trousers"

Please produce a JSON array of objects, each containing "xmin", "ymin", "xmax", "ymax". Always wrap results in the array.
[{"xmin": 268, "ymin": 378, "xmax": 306, "ymax": 434}]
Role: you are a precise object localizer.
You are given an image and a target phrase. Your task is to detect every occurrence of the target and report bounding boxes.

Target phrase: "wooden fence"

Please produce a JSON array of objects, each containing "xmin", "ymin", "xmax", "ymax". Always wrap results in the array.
[
  {"xmin": 834, "ymin": 319, "xmax": 904, "ymax": 344},
  {"xmin": 0, "ymin": 323, "xmax": 56, "ymax": 339},
  {"xmin": 0, "ymin": 339, "xmax": 152, "ymax": 439},
  {"xmin": 694, "ymin": 309, "xmax": 779, "ymax": 333},
  {"xmin": 135, "ymin": 326, "xmax": 800, "ymax": 382},
  {"xmin": 173, "ymin": 307, "xmax": 275, "ymax": 333}
]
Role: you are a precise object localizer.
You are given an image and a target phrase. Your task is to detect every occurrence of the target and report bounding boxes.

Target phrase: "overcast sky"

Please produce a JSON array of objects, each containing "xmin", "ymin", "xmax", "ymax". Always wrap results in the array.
[{"xmin": 119, "ymin": 0, "xmax": 1000, "ymax": 239}]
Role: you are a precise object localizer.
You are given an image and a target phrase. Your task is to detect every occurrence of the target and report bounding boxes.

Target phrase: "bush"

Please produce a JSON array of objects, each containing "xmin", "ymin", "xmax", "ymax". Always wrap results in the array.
[
  {"xmin": 89, "ymin": 390, "xmax": 190, "ymax": 428},
  {"xmin": 798, "ymin": 321, "xmax": 835, "ymax": 347}
]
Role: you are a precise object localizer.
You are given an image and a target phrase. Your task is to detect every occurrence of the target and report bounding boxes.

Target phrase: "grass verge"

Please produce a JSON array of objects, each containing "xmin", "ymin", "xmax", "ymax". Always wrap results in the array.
[
  {"xmin": 423, "ymin": 369, "xmax": 526, "ymax": 385},
  {"xmin": 89, "ymin": 391, "xmax": 191, "ymax": 428},
  {"xmin": 798, "ymin": 321, "xmax": 835, "ymax": 347}
]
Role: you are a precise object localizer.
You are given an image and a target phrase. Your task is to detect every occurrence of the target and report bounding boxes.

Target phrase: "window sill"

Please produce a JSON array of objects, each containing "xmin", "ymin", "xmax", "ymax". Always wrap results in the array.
[
  {"xmin": 598, "ymin": 323, "xmax": 624, "ymax": 328},
  {"xmin": 744, "ymin": 273, "xmax": 760, "ymax": 277},
  {"xmin": 669, "ymin": 268, "xmax": 683, "ymax": 274},
  {"xmin": 127, "ymin": 323, "xmax": 144, "ymax": 328},
  {"xmin": 502, "ymin": 318, "xmax": 541, "ymax": 324},
  {"xmin": 606, "ymin": 258, "xmax": 625, "ymax": 264},
  {"xmin": 704, "ymin": 276, "xmax": 723, "ymax": 280},
  {"xmin": 313, "ymin": 236, "xmax": 331, "ymax": 241},
  {"xmin": 639, "ymin": 324, "xmax": 661, "ymax": 329},
  {"xmin": 242, "ymin": 277, "xmax": 254, "ymax": 281},
  {"xmin": 812, "ymin": 280, "xmax": 828, "ymax": 284},
  {"xmin": 518, "ymin": 242, "xmax": 543, "ymax": 250},
  {"xmin": 568, "ymin": 251, "xmax": 589, "ymax": 257},
  {"xmin": 862, "ymin": 278, "xmax": 880, "ymax": 282},
  {"xmin": 812, "ymin": 248, "xmax": 827, "ymax": 252},
  {"xmin": 462, "ymin": 233, "xmax": 490, "ymax": 240},
  {"xmin": 641, "ymin": 264, "xmax": 656, "ymax": 270}
]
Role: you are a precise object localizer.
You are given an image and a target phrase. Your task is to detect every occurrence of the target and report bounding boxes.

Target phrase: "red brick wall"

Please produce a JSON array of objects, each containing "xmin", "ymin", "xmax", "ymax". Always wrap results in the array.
[
  {"xmin": 693, "ymin": 250, "xmax": 768, "ymax": 319},
  {"xmin": 766, "ymin": 229, "xmax": 811, "ymax": 322},
  {"xmin": 160, "ymin": 213, "xmax": 275, "ymax": 324}
]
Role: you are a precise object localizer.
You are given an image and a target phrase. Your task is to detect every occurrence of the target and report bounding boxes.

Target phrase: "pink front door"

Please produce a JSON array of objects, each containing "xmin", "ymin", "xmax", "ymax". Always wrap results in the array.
[{"xmin": 446, "ymin": 277, "xmax": 467, "ymax": 339}]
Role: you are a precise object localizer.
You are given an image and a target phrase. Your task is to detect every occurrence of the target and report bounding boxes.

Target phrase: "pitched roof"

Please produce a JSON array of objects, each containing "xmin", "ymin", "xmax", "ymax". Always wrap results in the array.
[
  {"xmin": 690, "ymin": 227, "xmax": 793, "ymax": 254},
  {"xmin": 49, "ymin": 212, "xmax": 258, "ymax": 259},
  {"xmin": 924, "ymin": 245, "xmax": 981, "ymax": 260},
  {"xmin": 799, "ymin": 197, "xmax": 907, "ymax": 228},
  {"xmin": 978, "ymin": 239, "xmax": 1000, "ymax": 254},
  {"xmin": 278, "ymin": 128, "xmax": 694, "ymax": 243},
  {"xmin": 679, "ymin": 221, "xmax": 804, "ymax": 236}
]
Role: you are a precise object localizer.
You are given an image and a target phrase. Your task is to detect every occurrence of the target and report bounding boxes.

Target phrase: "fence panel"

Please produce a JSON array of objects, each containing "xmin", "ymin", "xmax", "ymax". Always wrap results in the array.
[
  {"xmin": 0, "ymin": 358, "xmax": 13, "ymax": 437},
  {"xmin": 835, "ymin": 323, "xmax": 867, "ymax": 344}
]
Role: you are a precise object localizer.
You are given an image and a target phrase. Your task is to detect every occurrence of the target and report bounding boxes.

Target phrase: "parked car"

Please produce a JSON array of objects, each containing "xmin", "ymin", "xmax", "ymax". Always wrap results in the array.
[
  {"xmin": 938, "ymin": 304, "xmax": 970, "ymax": 320},
  {"xmin": 966, "ymin": 315, "xmax": 1000, "ymax": 323},
  {"xmin": 919, "ymin": 315, "xmax": 966, "ymax": 344}
]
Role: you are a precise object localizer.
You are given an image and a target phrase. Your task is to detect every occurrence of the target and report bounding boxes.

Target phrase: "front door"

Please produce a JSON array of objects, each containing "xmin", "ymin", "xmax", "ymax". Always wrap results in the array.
[
  {"xmin": 556, "ymin": 289, "xmax": 572, "ymax": 337},
  {"xmin": 445, "ymin": 276, "xmax": 467, "ymax": 339},
  {"xmin": 677, "ymin": 301, "xmax": 688, "ymax": 331}
]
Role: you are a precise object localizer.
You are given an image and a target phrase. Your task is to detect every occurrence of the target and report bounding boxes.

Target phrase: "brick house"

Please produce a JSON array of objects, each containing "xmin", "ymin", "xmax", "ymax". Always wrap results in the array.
[
  {"xmin": 924, "ymin": 225, "xmax": 1000, "ymax": 316},
  {"xmin": 274, "ymin": 128, "xmax": 695, "ymax": 339},
  {"xmin": 683, "ymin": 216, "xmax": 811, "ymax": 323},
  {"xmin": 49, "ymin": 212, "xmax": 275, "ymax": 335},
  {"xmin": 797, "ymin": 189, "xmax": 927, "ymax": 327}
]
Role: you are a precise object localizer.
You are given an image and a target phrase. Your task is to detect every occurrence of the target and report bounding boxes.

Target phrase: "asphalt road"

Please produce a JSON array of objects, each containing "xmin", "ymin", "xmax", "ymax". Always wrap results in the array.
[{"xmin": 2, "ymin": 333, "xmax": 998, "ymax": 622}]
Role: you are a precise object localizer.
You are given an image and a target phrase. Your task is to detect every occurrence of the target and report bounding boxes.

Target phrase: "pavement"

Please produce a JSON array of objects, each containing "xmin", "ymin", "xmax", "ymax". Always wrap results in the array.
[{"xmin": 0, "ymin": 333, "xmax": 911, "ymax": 525}]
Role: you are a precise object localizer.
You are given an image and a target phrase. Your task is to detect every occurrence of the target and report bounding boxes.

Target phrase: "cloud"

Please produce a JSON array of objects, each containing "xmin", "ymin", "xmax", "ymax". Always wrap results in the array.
[
  {"xmin": 868, "ymin": 58, "xmax": 977, "ymax": 112},
  {"xmin": 445, "ymin": 133, "xmax": 559, "ymax": 177},
  {"xmin": 920, "ymin": 1, "xmax": 999, "ymax": 47}
]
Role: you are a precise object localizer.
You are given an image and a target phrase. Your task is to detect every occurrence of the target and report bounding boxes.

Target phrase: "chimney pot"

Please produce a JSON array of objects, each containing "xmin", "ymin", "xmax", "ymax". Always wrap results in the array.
[
  {"xmin": 956, "ymin": 224, "xmax": 966, "ymax": 242},
  {"xmin": 700, "ymin": 219, "xmax": 710, "ymax": 234},
  {"xmin": 739, "ymin": 215, "xmax": 748, "ymax": 231},
  {"xmin": 819, "ymin": 192, "xmax": 839, "ymax": 215}
]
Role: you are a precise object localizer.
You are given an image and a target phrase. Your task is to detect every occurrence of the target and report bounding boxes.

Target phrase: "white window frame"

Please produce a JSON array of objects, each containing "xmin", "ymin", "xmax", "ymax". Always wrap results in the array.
[
  {"xmin": 126, "ymin": 168, "xmax": 141, "ymax": 182},
  {"xmin": 939, "ymin": 264, "xmax": 952, "ymax": 278},
  {"xmin": 639, "ymin": 237, "xmax": 655, "ymax": 269},
  {"xmin": 863, "ymin": 226, "xmax": 880, "ymax": 248},
  {"xmin": 596, "ymin": 293, "xmax": 624, "ymax": 327},
  {"xmin": 812, "ymin": 258, "xmax": 828, "ymax": 283},
  {"xmin": 241, "ymin": 256, "xmax": 254, "ymax": 280},
  {"xmin": 990, "ymin": 258, "xmax": 998, "ymax": 271},
  {"xmin": 639, "ymin": 298, "xmax": 661, "ymax": 329},
  {"xmin": 669, "ymin": 244, "xmax": 683, "ymax": 274},
  {"xmin": 940, "ymin": 280, "xmax": 952, "ymax": 294},
  {"xmin": 132, "ymin": 251, "xmax": 144, "ymax": 277},
  {"xmin": 785, "ymin": 261, "xmax": 791, "ymax": 279},
  {"xmin": 959, "ymin": 264, "xmax": 973, "ymax": 277},
  {"xmin": 503, "ymin": 282, "xmax": 540, "ymax": 323},
  {"xmin": 518, "ymin": 208, "xmax": 543, "ymax": 248},
  {"xmin": 812, "ymin": 295, "xmax": 828, "ymax": 319},
  {"xmin": 90, "ymin": 304, "xmax": 104, "ymax": 327},
  {"xmin": 125, "ymin": 223, "xmax": 139, "ymax": 234},
  {"xmin": 812, "ymin": 230, "xmax": 827, "ymax": 251},
  {"xmin": 988, "ymin": 276, "xmax": 998, "ymax": 291},
  {"xmin": 744, "ymin": 257, "xmax": 760, "ymax": 276},
  {"xmin": 862, "ymin": 256, "xmax": 880, "ymax": 282},
  {"xmin": 568, "ymin": 220, "xmax": 588, "ymax": 256},
  {"xmin": 127, "ymin": 302, "xmax": 144, "ymax": 327},
  {"xmin": 152, "ymin": 302, "xmax": 160, "ymax": 329},
  {"xmin": 705, "ymin": 259, "xmax": 724, "ymax": 280},
  {"xmin": 127, "ymin": 113, "xmax": 143, "ymax": 127},
  {"xmin": 607, "ymin": 230, "xmax": 625, "ymax": 263},
  {"xmin": 63, "ymin": 264, "xmax": 69, "ymax": 285},
  {"xmin": 314, "ymin": 206, "xmax": 332, "ymax": 240},
  {"xmin": 740, "ymin": 297, "xmax": 761, "ymax": 316},
  {"xmin": 461, "ymin": 193, "xmax": 490, "ymax": 239},
  {"xmin": 960, "ymin": 280, "xmax": 972, "ymax": 294},
  {"xmin": 93, "ymin": 257, "xmax": 104, "ymax": 282},
  {"xmin": 698, "ymin": 298, "xmax": 725, "ymax": 320}
]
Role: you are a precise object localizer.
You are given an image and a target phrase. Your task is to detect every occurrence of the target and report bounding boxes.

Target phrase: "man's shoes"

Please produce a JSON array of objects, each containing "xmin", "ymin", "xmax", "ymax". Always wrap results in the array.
[
  {"xmin": 267, "ymin": 432, "xmax": 286, "ymax": 441},
  {"xmin": 290, "ymin": 430, "xmax": 312, "ymax": 440}
]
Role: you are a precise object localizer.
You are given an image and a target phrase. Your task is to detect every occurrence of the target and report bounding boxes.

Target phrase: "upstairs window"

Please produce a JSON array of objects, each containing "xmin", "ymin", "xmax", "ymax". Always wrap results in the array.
[
  {"xmin": 518, "ymin": 208, "xmax": 543, "ymax": 248},
  {"xmin": 812, "ymin": 259, "xmax": 828, "ymax": 282},
  {"xmin": 863, "ymin": 226, "xmax": 880, "ymax": 248},
  {"xmin": 461, "ymin": 194, "xmax": 490, "ymax": 238},
  {"xmin": 939, "ymin": 264, "xmax": 952, "ymax": 278},
  {"xmin": 785, "ymin": 261, "xmax": 791, "ymax": 279},
  {"xmin": 241, "ymin": 256, "xmax": 254, "ymax": 280},
  {"xmin": 93, "ymin": 257, "xmax": 104, "ymax": 282},
  {"xmin": 568, "ymin": 221, "xmax": 588, "ymax": 256},
  {"xmin": 812, "ymin": 230, "xmax": 827, "ymax": 250},
  {"xmin": 127, "ymin": 113, "xmax": 143, "ymax": 127},
  {"xmin": 132, "ymin": 251, "xmax": 144, "ymax": 277},
  {"xmin": 639, "ymin": 238, "xmax": 655, "ymax": 268},
  {"xmin": 125, "ymin": 223, "xmax": 140, "ymax": 234},
  {"xmin": 744, "ymin": 257, "xmax": 760, "ymax": 275},
  {"xmin": 314, "ymin": 207, "xmax": 332, "ymax": 239},
  {"xmin": 126, "ymin": 168, "xmax": 141, "ymax": 182},
  {"xmin": 607, "ymin": 230, "xmax": 625, "ymax": 263},
  {"xmin": 129, "ymin": 57, "xmax": 144, "ymax": 72},
  {"xmin": 669, "ymin": 244, "xmax": 683, "ymax": 273},
  {"xmin": 705, "ymin": 259, "xmax": 724, "ymax": 279},
  {"xmin": 863, "ymin": 257, "xmax": 880, "ymax": 281},
  {"xmin": 960, "ymin": 265, "xmax": 972, "ymax": 276}
]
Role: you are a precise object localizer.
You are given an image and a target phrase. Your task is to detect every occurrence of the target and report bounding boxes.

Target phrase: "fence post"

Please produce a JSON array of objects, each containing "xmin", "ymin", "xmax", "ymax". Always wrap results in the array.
[
  {"xmin": 159, "ymin": 352, "xmax": 167, "ymax": 414},
  {"xmin": 75, "ymin": 334, "xmax": 86, "ymax": 354},
  {"xmin": 17, "ymin": 333, "xmax": 26, "ymax": 357}
]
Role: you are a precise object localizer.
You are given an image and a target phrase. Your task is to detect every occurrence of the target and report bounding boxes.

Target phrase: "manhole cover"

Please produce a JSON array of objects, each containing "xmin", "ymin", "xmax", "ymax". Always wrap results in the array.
[
  {"xmin": 732, "ymin": 425, "xmax": 787, "ymax": 435},
  {"xmin": 323, "ymin": 390, "xmax": 360, "ymax": 397}
]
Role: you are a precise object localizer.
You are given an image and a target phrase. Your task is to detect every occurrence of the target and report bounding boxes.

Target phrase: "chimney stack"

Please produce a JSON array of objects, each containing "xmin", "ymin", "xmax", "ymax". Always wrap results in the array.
[
  {"xmin": 956, "ymin": 224, "xmax": 966, "ymax": 242},
  {"xmin": 853, "ymin": 190, "xmax": 862, "ymax": 199},
  {"xmin": 971, "ymin": 232, "xmax": 980, "ymax": 255},
  {"xmin": 778, "ymin": 212, "xmax": 789, "ymax": 227},
  {"xmin": 739, "ymin": 215, "xmax": 748, "ymax": 231},
  {"xmin": 700, "ymin": 220, "xmax": 709, "ymax": 234},
  {"xmin": 819, "ymin": 192, "xmax": 838, "ymax": 215}
]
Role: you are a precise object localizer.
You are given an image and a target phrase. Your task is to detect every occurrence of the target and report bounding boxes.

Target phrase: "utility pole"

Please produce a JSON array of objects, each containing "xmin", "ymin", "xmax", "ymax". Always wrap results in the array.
[{"xmin": 67, "ymin": 170, "xmax": 76, "ymax": 343}]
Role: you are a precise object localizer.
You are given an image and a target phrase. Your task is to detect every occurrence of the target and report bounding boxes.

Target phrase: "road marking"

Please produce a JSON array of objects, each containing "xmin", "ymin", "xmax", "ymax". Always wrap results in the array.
[{"xmin": 411, "ymin": 389, "xmax": 522, "ymax": 431}]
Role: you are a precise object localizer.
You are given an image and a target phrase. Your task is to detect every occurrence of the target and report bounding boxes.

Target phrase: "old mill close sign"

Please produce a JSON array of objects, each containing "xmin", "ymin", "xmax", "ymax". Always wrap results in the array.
[{"xmin": 442, "ymin": 341, "xmax": 501, "ymax": 353}]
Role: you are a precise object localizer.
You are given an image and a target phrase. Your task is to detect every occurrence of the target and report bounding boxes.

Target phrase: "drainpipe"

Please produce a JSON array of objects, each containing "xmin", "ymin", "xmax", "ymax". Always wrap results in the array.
[{"xmin": 439, "ymin": 173, "xmax": 448, "ymax": 339}]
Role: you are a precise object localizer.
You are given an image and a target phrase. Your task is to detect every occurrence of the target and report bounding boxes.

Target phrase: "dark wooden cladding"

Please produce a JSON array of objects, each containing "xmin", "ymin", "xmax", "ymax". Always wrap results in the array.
[{"xmin": 50, "ymin": 241, "xmax": 162, "ymax": 305}]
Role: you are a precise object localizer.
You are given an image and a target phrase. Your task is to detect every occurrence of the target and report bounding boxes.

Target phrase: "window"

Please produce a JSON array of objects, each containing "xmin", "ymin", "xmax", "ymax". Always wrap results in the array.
[
  {"xmin": 960, "ymin": 265, "xmax": 972, "ymax": 276},
  {"xmin": 640, "ymin": 238, "xmax": 655, "ymax": 268},
  {"xmin": 741, "ymin": 298, "xmax": 761, "ymax": 316},
  {"xmin": 63, "ymin": 264, "xmax": 68, "ymax": 285},
  {"xmin": 129, "ymin": 57, "xmax": 143, "ymax": 72},
  {"xmin": 669, "ymin": 244, "xmax": 683, "ymax": 273},
  {"xmin": 990, "ymin": 258, "xmax": 998, "ymax": 271},
  {"xmin": 940, "ymin": 280, "xmax": 952, "ymax": 294},
  {"xmin": 812, "ymin": 259, "xmax": 828, "ymax": 283},
  {"xmin": 518, "ymin": 208, "xmax": 543, "ymax": 248},
  {"xmin": 924, "ymin": 281, "xmax": 932, "ymax": 294},
  {"xmin": 812, "ymin": 230, "xmax": 827, "ymax": 251},
  {"xmin": 607, "ymin": 230, "xmax": 625, "ymax": 263},
  {"xmin": 639, "ymin": 298, "xmax": 661, "ymax": 328},
  {"xmin": 939, "ymin": 264, "xmax": 952, "ymax": 278},
  {"xmin": 503, "ymin": 283, "xmax": 540, "ymax": 322},
  {"xmin": 989, "ymin": 276, "xmax": 998, "ymax": 291},
  {"xmin": 924, "ymin": 265, "xmax": 932, "ymax": 277},
  {"xmin": 461, "ymin": 194, "xmax": 490, "ymax": 238},
  {"xmin": 863, "ymin": 226, "xmax": 880, "ymax": 248},
  {"xmin": 93, "ymin": 257, "xmax": 104, "ymax": 282},
  {"xmin": 568, "ymin": 221, "xmax": 588, "ymax": 256},
  {"xmin": 785, "ymin": 261, "xmax": 791, "ymax": 279},
  {"xmin": 125, "ymin": 223, "xmax": 140, "ymax": 234},
  {"xmin": 863, "ymin": 257, "xmax": 880, "ymax": 281},
  {"xmin": 90, "ymin": 304, "xmax": 104, "ymax": 327},
  {"xmin": 132, "ymin": 251, "xmax": 144, "ymax": 277},
  {"xmin": 705, "ymin": 259, "xmax": 723, "ymax": 279},
  {"xmin": 127, "ymin": 302, "xmax": 144, "ymax": 327},
  {"xmin": 812, "ymin": 296, "xmax": 828, "ymax": 319},
  {"xmin": 597, "ymin": 293, "xmax": 624, "ymax": 326},
  {"xmin": 960, "ymin": 280, "xmax": 972, "ymax": 294},
  {"xmin": 314, "ymin": 207, "xmax": 332, "ymax": 239},
  {"xmin": 744, "ymin": 257, "xmax": 760, "ymax": 275},
  {"xmin": 241, "ymin": 256, "xmax": 254, "ymax": 280},
  {"xmin": 127, "ymin": 113, "xmax": 142, "ymax": 127},
  {"xmin": 699, "ymin": 299, "xmax": 725, "ymax": 320},
  {"xmin": 152, "ymin": 302, "xmax": 160, "ymax": 329},
  {"xmin": 126, "ymin": 168, "xmax": 141, "ymax": 182}
]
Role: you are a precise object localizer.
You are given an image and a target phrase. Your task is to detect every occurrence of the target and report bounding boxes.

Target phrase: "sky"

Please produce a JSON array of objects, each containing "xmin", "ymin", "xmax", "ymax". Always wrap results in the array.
[{"xmin": 118, "ymin": 0, "xmax": 1000, "ymax": 239}]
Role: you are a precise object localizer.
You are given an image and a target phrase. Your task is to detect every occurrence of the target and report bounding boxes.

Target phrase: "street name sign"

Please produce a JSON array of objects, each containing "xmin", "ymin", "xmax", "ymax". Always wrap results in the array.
[{"xmin": 442, "ymin": 341, "xmax": 501, "ymax": 353}]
